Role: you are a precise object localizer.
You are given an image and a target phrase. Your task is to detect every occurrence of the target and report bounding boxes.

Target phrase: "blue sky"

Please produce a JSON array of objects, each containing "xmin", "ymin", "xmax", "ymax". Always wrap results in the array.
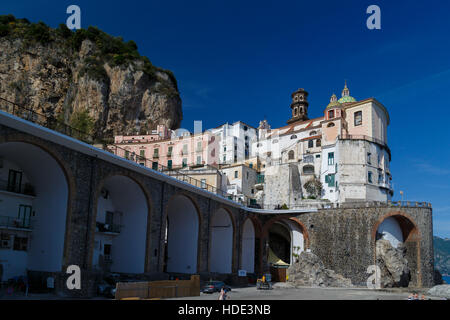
[{"xmin": 3, "ymin": 0, "xmax": 450, "ymax": 237}]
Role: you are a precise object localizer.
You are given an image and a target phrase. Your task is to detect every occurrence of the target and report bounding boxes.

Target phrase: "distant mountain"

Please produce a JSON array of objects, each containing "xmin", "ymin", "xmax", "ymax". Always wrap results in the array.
[{"xmin": 434, "ymin": 236, "xmax": 450, "ymax": 276}]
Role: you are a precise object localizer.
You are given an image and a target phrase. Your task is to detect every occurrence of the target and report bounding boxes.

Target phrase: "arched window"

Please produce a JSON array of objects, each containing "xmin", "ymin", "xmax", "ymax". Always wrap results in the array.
[
  {"xmin": 316, "ymin": 139, "xmax": 321, "ymax": 147},
  {"xmin": 328, "ymin": 110, "xmax": 335, "ymax": 119},
  {"xmin": 303, "ymin": 165, "xmax": 314, "ymax": 175},
  {"xmin": 290, "ymin": 135, "xmax": 297, "ymax": 139},
  {"xmin": 308, "ymin": 140, "xmax": 314, "ymax": 148},
  {"xmin": 288, "ymin": 150, "xmax": 295, "ymax": 160},
  {"xmin": 309, "ymin": 131, "xmax": 317, "ymax": 136},
  {"xmin": 327, "ymin": 122, "xmax": 335, "ymax": 128}
]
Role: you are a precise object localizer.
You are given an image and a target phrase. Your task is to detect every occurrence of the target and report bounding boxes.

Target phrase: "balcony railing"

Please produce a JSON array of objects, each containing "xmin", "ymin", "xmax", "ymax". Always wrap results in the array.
[
  {"xmin": 0, "ymin": 97, "xmax": 250, "ymax": 206},
  {"xmin": 0, "ymin": 215, "xmax": 32, "ymax": 229},
  {"xmin": 0, "ymin": 179, "xmax": 36, "ymax": 196},
  {"xmin": 96, "ymin": 221, "xmax": 122, "ymax": 233}
]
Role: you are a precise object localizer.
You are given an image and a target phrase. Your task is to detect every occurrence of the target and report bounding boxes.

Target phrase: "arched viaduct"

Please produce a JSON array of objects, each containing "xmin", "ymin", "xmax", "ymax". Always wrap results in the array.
[{"xmin": 0, "ymin": 111, "xmax": 435, "ymax": 297}]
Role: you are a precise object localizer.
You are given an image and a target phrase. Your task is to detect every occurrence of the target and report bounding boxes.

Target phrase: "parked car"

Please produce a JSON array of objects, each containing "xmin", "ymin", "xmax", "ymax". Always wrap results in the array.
[{"xmin": 201, "ymin": 281, "xmax": 231, "ymax": 294}]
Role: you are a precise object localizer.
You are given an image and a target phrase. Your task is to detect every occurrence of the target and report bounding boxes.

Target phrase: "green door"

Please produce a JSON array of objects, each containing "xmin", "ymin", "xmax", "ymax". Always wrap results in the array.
[{"xmin": 18, "ymin": 205, "xmax": 32, "ymax": 228}]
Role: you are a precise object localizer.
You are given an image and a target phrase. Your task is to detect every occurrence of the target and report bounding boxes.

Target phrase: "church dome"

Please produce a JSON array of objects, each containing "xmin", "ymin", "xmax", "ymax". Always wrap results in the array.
[
  {"xmin": 326, "ymin": 93, "xmax": 342, "ymax": 109},
  {"xmin": 338, "ymin": 81, "xmax": 356, "ymax": 104}
]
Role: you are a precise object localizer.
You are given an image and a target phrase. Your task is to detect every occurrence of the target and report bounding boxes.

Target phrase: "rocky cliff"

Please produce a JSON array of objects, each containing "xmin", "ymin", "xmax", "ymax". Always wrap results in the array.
[{"xmin": 0, "ymin": 15, "xmax": 182, "ymax": 141}]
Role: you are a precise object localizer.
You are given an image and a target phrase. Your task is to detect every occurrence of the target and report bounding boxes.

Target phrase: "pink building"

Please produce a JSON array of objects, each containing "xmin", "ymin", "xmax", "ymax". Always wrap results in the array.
[{"xmin": 108, "ymin": 126, "xmax": 219, "ymax": 171}]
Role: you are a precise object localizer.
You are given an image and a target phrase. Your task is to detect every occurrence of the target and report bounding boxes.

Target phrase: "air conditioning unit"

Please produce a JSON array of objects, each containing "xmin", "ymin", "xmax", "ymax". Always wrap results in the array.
[{"xmin": 1, "ymin": 239, "xmax": 11, "ymax": 248}]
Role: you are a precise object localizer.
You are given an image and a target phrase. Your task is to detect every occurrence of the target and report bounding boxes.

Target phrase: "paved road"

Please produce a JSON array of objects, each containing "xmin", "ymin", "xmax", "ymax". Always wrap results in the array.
[{"xmin": 168, "ymin": 284, "xmax": 439, "ymax": 300}]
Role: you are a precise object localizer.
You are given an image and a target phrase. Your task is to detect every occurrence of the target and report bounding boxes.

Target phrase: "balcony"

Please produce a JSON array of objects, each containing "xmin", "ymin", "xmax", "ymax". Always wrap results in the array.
[
  {"xmin": 0, "ymin": 215, "xmax": 32, "ymax": 230},
  {"xmin": 96, "ymin": 221, "xmax": 122, "ymax": 234},
  {"xmin": 0, "ymin": 179, "xmax": 36, "ymax": 197},
  {"xmin": 152, "ymin": 154, "xmax": 159, "ymax": 159}
]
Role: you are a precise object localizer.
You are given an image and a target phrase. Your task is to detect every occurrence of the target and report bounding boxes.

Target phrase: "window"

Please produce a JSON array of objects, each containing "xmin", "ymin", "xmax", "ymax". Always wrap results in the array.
[
  {"xmin": 378, "ymin": 173, "xmax": 383, "ymax": 184},
  {"xmin": 140, "ymin": 150, "xmax": 145, "ymax": 159},
  {"xmin": 234, "ymin": 171, "xmax": 238, "ymax": 178},
  {"xmin": 183, "ymin": 144, "xmax": 188, "ymax": 154},
  {"xmin": 223, "ymin": 156, "xmax": 226, "ymax": 163},
  {"xmin": 246, "ymin": 172, "xmax": 249, "ymax": 179},
  {"xmin": 249, "ymin": 163, "xmax": 253, "ymax": 168},
  {"xmin": 303, "ymin": 165, "xmax": 314, "ymax": 175},
  {"xmin": 308, "ymin": 140, "xmax": 314, "ymax": 148},
  {"xmin": 367, "ymin": 152, "xmax": 371, "ymax": 164},
  {"xmin": 294, "ymin": 107, "xmax": 298, "ymax": 116},
  {"xmin": 328, "ymin": 110, "xmax": 335, "ymax": 119},
  {"xmin": 201, "ymin": 179, "xmax": 207, "ymax": 189},
  {"xmin": 197, "ymin": 141, "xmax": 202, "ymax": 151},
  {"xmin": 316, "ymin": 154, "xmax": 321, "ymax": 158},
  {"xmin": 328, "ymin": 152, "xmax": 334, "ymax": 165},
  {"xmin": 13, "ymin": 236, "xmax": 28, "ymax": 251},
  {"xmin": 244, "ymin": 126, "xmax": 248, "ymax": 131},
  {"xmin": 327, "ymin": 122, "xmax": 335, "ymax": 128},
  {"xmin": 182, "ymin": 158, "xmax": 187, "ymax": 167},
  {"xmin": 168, "ymin": 146, "xmax": 173, "ymax": 156},
  {"xmin": 288, "ymin": 150, "xmax": 295, "ymax": 160},
  {"xmin": 168, "ymin": 160, "xmax": 172, "ymax": 169},
  {"xmin": 290, "ymin": 135, "xmax": 297, "ymax": 139},
  {"xmin": 316, "ymin": 139, "xmax": 321, "ymax": 147},
  {"xmin": 197, "ymin": 156, "xmax": 202, "ymax": 164},
  {"xmin": 354, "ymin": 111, "xmax": 362, "ymax": 126},
  {"xmin": 272, "ymin": 139, "xmax": 278, "ymax": 144},
  {"xmin": 309, "ymin": 131, "xmax": 317, "ymax": 136},
  {"xmin": 368, "ymin": 171, "xmax": 373, "ymax": 183},
  {"xmin": 153, "ymin": 148, "xmax": 159, "ymax": 157},
  {"xmin": 152, "ymin": 162, "xmax": 159, "ymax": 170},
  {"xmin": 325, "ymin": 174, "xmax": 335, "ymax": 187}
]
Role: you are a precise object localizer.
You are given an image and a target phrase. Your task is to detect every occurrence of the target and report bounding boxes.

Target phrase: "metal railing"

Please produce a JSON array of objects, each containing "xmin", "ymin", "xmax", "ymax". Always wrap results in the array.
[
  {"xmin": 0, "ymin": 215, "xmax": 32, "ymax": 229},
  {"xmin": 0, "ymin": 97, "xmax": 250, "ymax": 205},
  {"xmin": 0, "ymin": 179, "xmax": 36, "ymax": 196},
  {"xmin": 96, "ymin": 221, "xmax": 122, "ymax": 233}
]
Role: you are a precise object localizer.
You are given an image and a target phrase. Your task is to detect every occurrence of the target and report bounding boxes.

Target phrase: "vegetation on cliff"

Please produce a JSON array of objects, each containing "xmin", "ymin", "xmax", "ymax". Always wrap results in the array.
[
  {"xmin": 0, "ymin": 14, "xmax": 182, "ymax": 140},
  {"xmin": 434, "ymin": 236, "xmax": 450, "ymax": 276}
]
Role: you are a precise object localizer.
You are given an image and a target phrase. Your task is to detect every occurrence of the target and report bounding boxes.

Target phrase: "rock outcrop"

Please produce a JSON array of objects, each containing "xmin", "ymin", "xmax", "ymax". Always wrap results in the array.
[
  {"xmin": 0, "ymin": 16, "xmax": 182, "ymax": 141},
  {"xmin": 287, "ymin": 251, "xmax": 353, "ymax": 288},
  {"xmin": 428, "ymin": 284, "xmax": 450, "ymax": 299},
  {"xmin": 376, "ymin": 239, "xmax": 410, "ymax": 287}
]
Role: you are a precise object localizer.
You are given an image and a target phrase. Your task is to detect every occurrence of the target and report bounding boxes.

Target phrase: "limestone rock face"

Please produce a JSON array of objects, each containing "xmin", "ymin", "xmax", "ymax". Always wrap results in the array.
[
  {"xmin": 287, "ymin": 251, "xmax": 353, "ymax": 288},
  {"xmin": 0, "ymin": 37, "xmax": 182, "ymax": 141},
  {"xmin": 376, "ymin": 239, "xmax": 410, "ymax": 287},
  {"xmin": 428, "ymin": 284, "xmax": 450, "ymax": 299}
]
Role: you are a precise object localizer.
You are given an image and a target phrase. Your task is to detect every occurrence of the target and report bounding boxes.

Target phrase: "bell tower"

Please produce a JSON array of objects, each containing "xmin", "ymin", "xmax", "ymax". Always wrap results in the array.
[{"xmin": 287, "ymin": 88, "xmax": 309, "ymax": 124}]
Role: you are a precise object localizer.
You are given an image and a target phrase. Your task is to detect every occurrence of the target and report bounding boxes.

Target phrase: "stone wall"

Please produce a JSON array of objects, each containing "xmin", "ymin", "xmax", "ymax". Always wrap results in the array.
[{"xmin": 292, "ymin": 204, "xmax": 434, "ymax": 287}]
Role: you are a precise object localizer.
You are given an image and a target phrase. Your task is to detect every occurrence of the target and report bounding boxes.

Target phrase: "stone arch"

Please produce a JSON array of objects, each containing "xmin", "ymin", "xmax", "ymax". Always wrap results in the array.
[
  {"xmin": 209, "ymin": 207, "xmax": 236, "ymax": 274},
  {"xmin": 162, "ymin": 192, "xmax": 202, "ymax": 274},
  {"xmin": 240, "ymin": 217, "xmax": 256, "ymax": 274},
  {"xmin": 262, "ymin": 215, "xmax": 310, "ymax": 248},
  {"xmin": 372, "ymin": 211, "xmax": 422, "ymax": 286},
  {"xmin": 89, "ymin": 172, "xmax": 152, "ymax": 274},
  {"xmin": 0, "ymin": 137, "xmax": 76, "ymax": 276}
]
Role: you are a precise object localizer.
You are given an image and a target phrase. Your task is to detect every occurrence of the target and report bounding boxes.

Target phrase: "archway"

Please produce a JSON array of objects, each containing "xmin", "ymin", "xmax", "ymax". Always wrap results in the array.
[
  {"xmin": 240, "ymin": 218, "xmax": 255, "ymax": 274},
  {"xmin": 373, "ymin": 213, "xmax": 421, "ymax": 286},
  {"xmin": 164, "ymin": 195, "xmax": 199, "ymax": 274},
  {"xmin": 93, "ymin": 175, "xmax": 149, "ymax": 274},
  {"xmin": 209, "ymin": 208, "xmax": 233, "ymax": 274},
  {"xmin": 0, "ymin": 142, "xmax": 69, "ymax": 281}
]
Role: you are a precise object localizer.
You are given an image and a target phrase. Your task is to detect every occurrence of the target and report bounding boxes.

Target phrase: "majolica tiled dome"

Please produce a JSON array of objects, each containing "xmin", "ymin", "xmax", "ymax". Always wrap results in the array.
[
  {"xmin": 338, "ymin": 81, "xmax": 356, "ymax": 103},
  {"xmin": 326, "ymin": 93, "xmax": 342, "ymax": 109}
]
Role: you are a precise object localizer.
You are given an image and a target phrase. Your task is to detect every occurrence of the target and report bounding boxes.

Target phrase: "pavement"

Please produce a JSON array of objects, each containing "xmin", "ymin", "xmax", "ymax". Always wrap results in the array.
[{"xmin": 167, "ymin": 283, "xmax": 445, "ymax": 300}]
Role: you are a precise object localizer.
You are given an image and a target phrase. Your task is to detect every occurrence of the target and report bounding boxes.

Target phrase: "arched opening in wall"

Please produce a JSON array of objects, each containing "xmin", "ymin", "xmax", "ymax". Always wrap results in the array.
[
  {"xmin": 240, "ymin": 219, "xmax": 256, "ymax": 274},
  {"xmin": 210, "ymin": 208, "xmax": 233, "ymax": 274},
  {"xmin": 288, "ymin": 150, "xmax": 295, "ymax": 160},
  {"xmin": 164, "ymin": 195, "xmax": 199, "ymax": 274},
  {"xmin": 374, "ymin": 214, "xmax": 420, "ymax": 287},
  {"xmin": 0, "ymin": 142, "xmax": 69, "ymax": 281},
  {"xmin": 266, "ymin": 219, "xmax": 305, "ymax": 282},
  {"xmin": 94, "ymin": 175, "xmax": 148, "ymax": 274}
]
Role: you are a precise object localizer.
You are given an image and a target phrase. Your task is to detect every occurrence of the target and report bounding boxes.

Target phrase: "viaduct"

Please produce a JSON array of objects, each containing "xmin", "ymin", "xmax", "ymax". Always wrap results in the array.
[{"xmin": 0, "ymin": 110, "xmax": 435, "ymax": 297}]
